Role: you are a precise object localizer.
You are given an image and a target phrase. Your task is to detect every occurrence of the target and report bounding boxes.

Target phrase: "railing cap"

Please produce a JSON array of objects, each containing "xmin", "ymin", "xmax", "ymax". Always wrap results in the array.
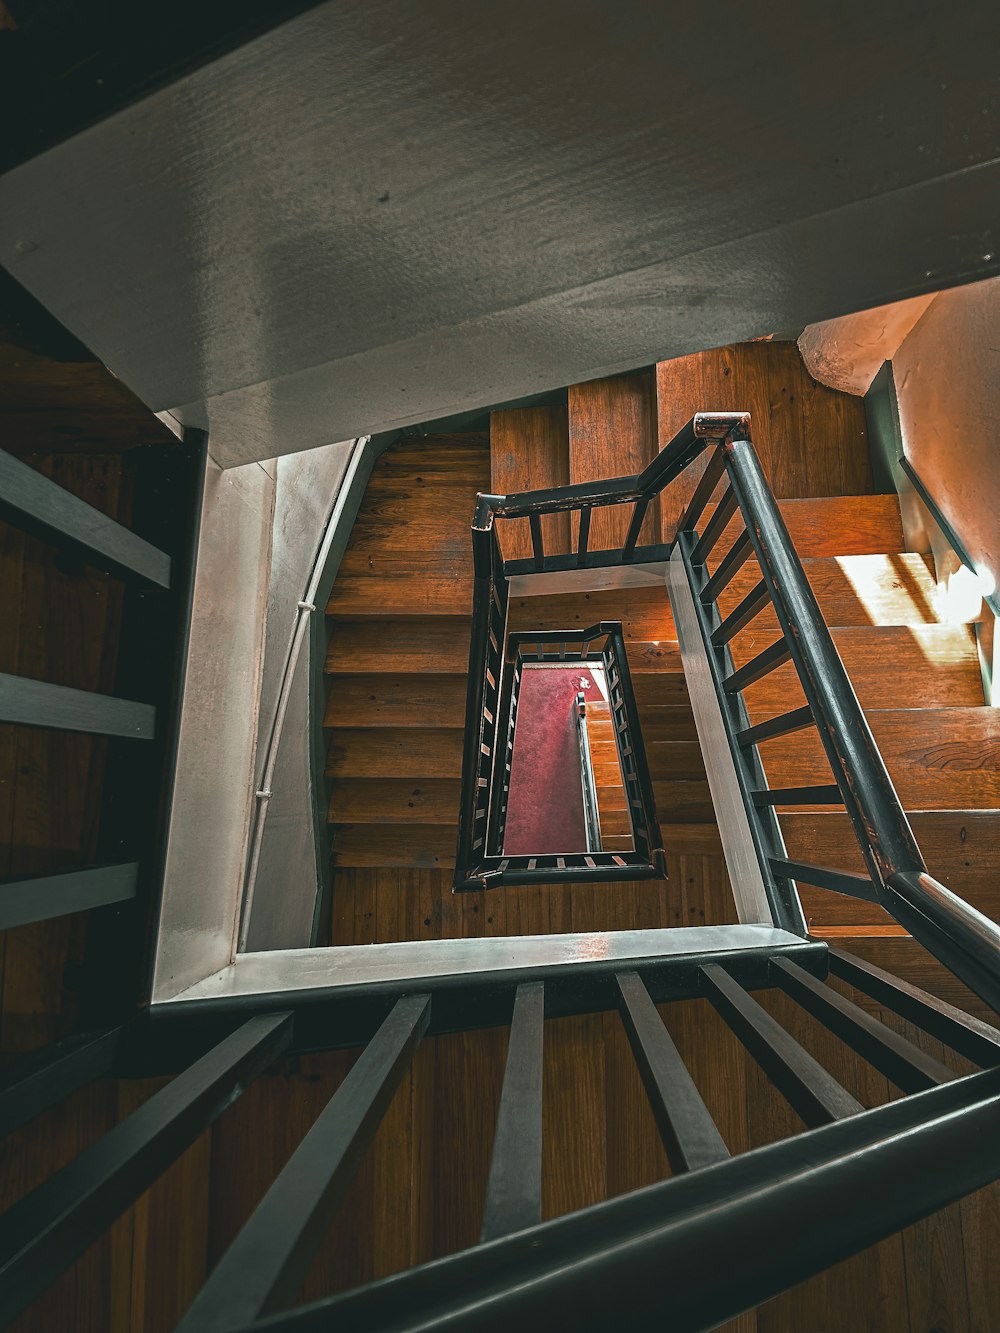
[{"xmin": 693, "ymin": 411, "xmax": 752, "ymax": 440}]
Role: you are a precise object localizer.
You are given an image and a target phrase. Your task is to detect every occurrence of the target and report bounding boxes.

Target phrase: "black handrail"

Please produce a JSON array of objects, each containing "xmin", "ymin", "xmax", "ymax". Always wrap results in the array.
[
  {"xmin": 474, "ymin": 411, "xmax": 1000, "ymax": 1015},
  {"xmin": 690, "ymin": 416, "xmax": 1000, "ymax": 1012},
  {"xmin": 454, "ymin": 504, "xmax": 510, "ymax": 890},
  {"xmin": 455, "ymin": 622, "xmax": 665, "ymax": 891}
]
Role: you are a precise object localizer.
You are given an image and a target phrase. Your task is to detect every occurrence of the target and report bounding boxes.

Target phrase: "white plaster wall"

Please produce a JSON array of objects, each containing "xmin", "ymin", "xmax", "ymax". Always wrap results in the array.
[
  {"xmin": 152, "ymin": 455, "xmax": 274, "ymax": 1001},
  {"xmin": 892, "ymin": 278, "xmax": 1000, "ymax": 600},
  {"xmin": 256, "ymin": 440, "xmax": 355, "ymax": 784},
  {"xmin": 798, "ymin": 293, "xmax": 936, "ymax": 395},
  {"xmin": 246, "ymin": 439, "xmax": 355, "ymax": 949},
  {"xmin": 153, "ymin": 437, "xmax": 356, "ymax": 998}
]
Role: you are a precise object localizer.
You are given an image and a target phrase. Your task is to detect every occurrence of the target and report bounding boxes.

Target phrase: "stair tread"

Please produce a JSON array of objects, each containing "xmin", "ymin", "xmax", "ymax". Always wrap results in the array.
[
  {"xmin": 326, "ymin": 727, "xmax": 464, "ymax": 779},
  {"xmin": 329, "ymin": 779, "xmax": 461, "ymax": 825},
  {"xmin": 508, "ymin": 587, "xmax": 675, "ymax": 641},
  {"xmin": 710, "ymin": 494, "xmax": 904, "ymax": 559},
  {"xmin": 718, "ymin": 552, "xmax": 966, "ymax": 628},
  {"xmin": 760, "ymin": 708, "xmax": 1000, "ymax": 810},
  {"xmin": 325, "ymin": 674, "xmax": 467, "ymax": 728},
  {"xmin": 780, "ymin": 809, "xmax": 1000, "ymax": 933},
  {"xmin": 735, "ymin": 624, "xmax": 983, "ymax": 715},
  {"xmin": 328, "ymin": 576, "xmax": 473, "ymax": 618},
  {"xmin": 326, "ymin": 618, "xmax": 472, "ymax": 674},
  {"xmin": 592, "ymin": 738, "xmax": 706, "ymax": 780}
]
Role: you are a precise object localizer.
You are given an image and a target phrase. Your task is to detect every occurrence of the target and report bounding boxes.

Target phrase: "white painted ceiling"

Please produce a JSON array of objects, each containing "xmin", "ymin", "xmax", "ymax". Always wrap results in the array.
[{"xmin": 0, "ymin": 0, "xmax": 997, "ymax": 465}]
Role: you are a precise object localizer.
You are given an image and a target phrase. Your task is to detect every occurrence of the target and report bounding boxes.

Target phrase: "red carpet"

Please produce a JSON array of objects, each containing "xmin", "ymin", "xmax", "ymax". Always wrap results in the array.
[{"xmin": 504, "ymin": 665, "xmax": 604, "ymax": 854}]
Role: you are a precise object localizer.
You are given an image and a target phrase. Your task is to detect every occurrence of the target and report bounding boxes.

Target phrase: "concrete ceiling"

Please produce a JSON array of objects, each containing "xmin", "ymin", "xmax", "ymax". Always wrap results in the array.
[{"xmin": 0, "ymin": 0, "xmax": 997, "ymax": 466}]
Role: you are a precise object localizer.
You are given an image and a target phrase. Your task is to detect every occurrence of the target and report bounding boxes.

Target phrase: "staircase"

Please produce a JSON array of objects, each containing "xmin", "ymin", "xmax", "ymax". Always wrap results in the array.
[{"xmin": 324, "ymin": 343, "xmax": 998, "ymax": 959}]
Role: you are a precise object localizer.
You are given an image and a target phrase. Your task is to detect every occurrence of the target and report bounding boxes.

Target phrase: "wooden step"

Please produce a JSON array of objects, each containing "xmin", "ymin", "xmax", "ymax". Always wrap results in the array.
[
  {"xmin": 634, "ymin": 706, "xmax": 699, "ymax": 743},
  {"xmin": 508, "ymin": 587, "xmax": 675, "ymax": 642},
  {"xmin": 328, "ymin": 575, "xmax": 473, "ymax": 618},
  {"xmin": 626, "ymin": 639, "xmax": 684, "ymax": 673},
  {"xmin": 652, "ymin": 780, "xmax": 715, "ymax": 824},
  {"xmin": 597, "ymin": 811, "xmax": 632, "ymax": 837},
  {"xmin": 491, "ymin": 406, "xmax": 570, "ymax": 558},
  {"xmin": 735, "ymin": 624, "xmax": 984, "ymax": 718},
  {"xmin": 326, "ymin": 728, "xmax": 464, "ymax": 779},
  {"xmin": 331, "ymin": 824, "xmax": 457, "ymax": 869},
  {"xmin": 591, "ymin": 738, "xmax": 705, "ymax": 781},
  {"xmin": 329, "ymin": 821, "xmax": 725, "ymax": 867},
  {"xmin": 372, "ymin": 435, "xmax": 489, "ymax": 473},
  {"xmin": 595, "ymin": 784, "xmax": 627, "ymax": 813},
  {"xmin": 324, "ymin": 674, "xmax": 466, "ymax": 729},
  {"xmin": 760, "ymin": 708, "xmax": 1000, "ymax": 811},
  {"xmin": 328, "ymin": 779, "xmax": 460, "ymax": 825},
  {"xmin": 568, "ymin": 373, "xmax": 659, "ymax": 550},
  {"xmin": 337, "ymin": 538, "xmax": 473, "ymax": 578},
  {"xmin": 325, "ymin": 618, "xmax": 472, "ymax": 674},
  {"xmin": 829, "ymin": 937, "xmax": 998, "ymax": 1021},
  {"xmin": 711, "ymin": 494, "xmax": 904, "ymax": 559},
  {"xmin": 718, "ymin": 552, "xmax": 951, "ymax": 629},
  {"xmin": 601, "ymin": 834, "xmax": 635, "ymax": 851},
  {"xmin": 780, "ymin": 809, "xmax": 1000, "ymax": 934}
]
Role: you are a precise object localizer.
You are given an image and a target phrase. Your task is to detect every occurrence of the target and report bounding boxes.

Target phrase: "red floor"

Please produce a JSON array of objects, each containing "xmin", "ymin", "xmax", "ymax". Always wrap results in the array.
[{"xmin": 503, "ymin": 665, "xmax": 603, "ymax": 854}]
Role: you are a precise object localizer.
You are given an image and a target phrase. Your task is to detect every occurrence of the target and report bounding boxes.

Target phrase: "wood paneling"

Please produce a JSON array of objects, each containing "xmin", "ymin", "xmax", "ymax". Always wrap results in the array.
[
  {"xmin": 655, "ymin": 341, "xmax": 871, "ymax": 536},
  {"xmin": 491, "ymin": 406, "xmax": 571, "ymax": 559},
  {"xmin": 568, "ymin": 373, "xmax": 659, "ymax": 549}
]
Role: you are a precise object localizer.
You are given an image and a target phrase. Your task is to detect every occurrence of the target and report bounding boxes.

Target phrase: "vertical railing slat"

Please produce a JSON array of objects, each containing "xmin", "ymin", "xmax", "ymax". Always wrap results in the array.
[
  {"xmin": 701, "ymin": 965, "xmax": 862, "ymax": 1125},
  {"xmin": 175, "ymin": 996, "xmax": 430, "ymax": 1331},
  {"xmin": 480, "ymin": 982, "xmax": 545, "ymax": 1242},
  {"xmin": 616, "ymin": 973, "xmax": 729, "ymax": 1171},
  {"xmin": 0, "ymin": 1013, "xmax": 293, "ymax": 1330}
]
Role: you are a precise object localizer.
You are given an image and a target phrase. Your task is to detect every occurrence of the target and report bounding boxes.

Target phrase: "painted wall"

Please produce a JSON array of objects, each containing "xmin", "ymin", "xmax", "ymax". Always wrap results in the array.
[
  {"xmin": 245, "ymin": 439, "xmax": 355, "ymax": 951},
  {"xmin": 153, "ymin": 454, "xmax": 274, "ymax": 1001},
  {"xmin": 153, "ymin": 436, "xmax": 355, "ymax": 1000},
  {"xmin": 892, "ymin": 278, "xmax": 1000, "ymax": 602},
  {"xmin": 798, "ymin": 293, "xmax": 935, "ymax": 395}
]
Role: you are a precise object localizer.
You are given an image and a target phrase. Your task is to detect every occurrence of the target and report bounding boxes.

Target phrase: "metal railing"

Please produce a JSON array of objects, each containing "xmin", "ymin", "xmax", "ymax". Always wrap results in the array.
[
  {"xmin": 0, "ymin": 439, "xmax": 204, "ymax": 1021},
  {"xmin": 674, "ymin": 413, "xmax": 1000, "ymax": 1015},
  {"xmin": 460, "ymin": 410, "xmax": 1000, "ymax": 1015},
  {"xmin": 455, "ymin": 621, "xmax": 664, "ymax": 890},
  {"xmin": 139, "ymin": 939, "xmax": 1000, "ymax": 1332},
  {"xmin": 575, "ymin": 691, "xmax": 602, "ymax": 853},
  {"xmin": 6, "ymin": 411, "xmax": 1000, "ymax": 1330}
]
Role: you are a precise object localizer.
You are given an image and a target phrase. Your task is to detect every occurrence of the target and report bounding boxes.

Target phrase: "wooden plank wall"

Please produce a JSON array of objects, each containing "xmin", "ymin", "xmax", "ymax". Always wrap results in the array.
[
  {"xmin": 655, "ymin": 340, "xmax": 871, "ymax": 535},
  {"xmin": 0, "ymin": 277, "xmax": 208, "ymax": 1333}
]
